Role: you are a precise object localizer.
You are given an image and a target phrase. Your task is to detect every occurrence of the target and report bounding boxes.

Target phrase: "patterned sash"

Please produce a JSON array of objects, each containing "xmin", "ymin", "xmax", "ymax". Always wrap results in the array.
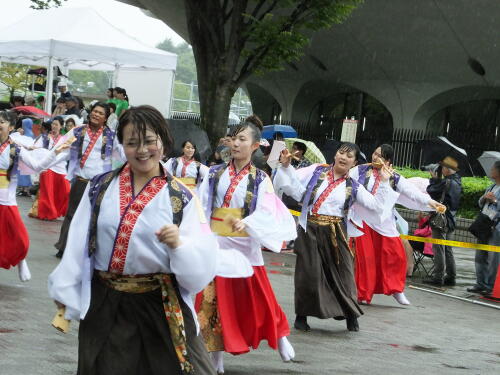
[
  {"xmin": 79, "ymin": 126, "xmax": 103, "ymax": 168},
  {"xmin": 50, "ymin": 134, "xmax": 62, "ymax": 150},
  {"xmin": 0, "ymin": 138, "xmax": 11, "ymax": 154},
  {"xmin": 222, "ymin": 161, "xmax": 252, "ymax": 208},
  {"xmin": 311, "ymin": 170, "xmax": 347, "ymax": 214},
  {"xmin": 0, "ymin": 139, "xmax": 20, "ymax": 182},
  {"xmin": 171, "ymin": 157, "xmax": 201, "ymax": 182},
  {"xmin": 357, "ymin": 163, "xmax": 400, "ymax": 193}
]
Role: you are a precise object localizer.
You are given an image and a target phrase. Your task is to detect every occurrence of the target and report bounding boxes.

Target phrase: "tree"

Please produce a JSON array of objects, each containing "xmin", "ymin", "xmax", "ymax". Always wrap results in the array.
[
  {"xmin": 183, "ymin": 0, "xmax": 362, "ymax": 143},
  {"xmin": 0, "ymin": 63, "xmax": 32, "ymax": 99},
  {"xmin": 157, "ymin": 39, "xmax": 197, "ymax": 84},
  {"xmin": 29, "ymin": 0, "xmax": 66, "ymax": 10}
]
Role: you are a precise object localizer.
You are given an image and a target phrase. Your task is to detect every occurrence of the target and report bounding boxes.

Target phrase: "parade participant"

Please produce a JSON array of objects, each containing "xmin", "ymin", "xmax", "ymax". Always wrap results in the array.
[
  {"xmin": 28, "ymin": 116, "xmax": 70, "ymax": 220},
  {"xmin": 48, "ymin": 105, "xmax": 221, "ymax": 374},
  {"xmin": 196, "ymin": 115, "xmax": 297, "ymax": 374},
  {"xmin": 349, "ymin": 144, "xmax": 444, "ymax": 305},
  {"xmin": 39, "ymin": 102, "xmax": 125, "ymax": 258},
  {"xmin": 0, "ymin": 111, "xmax": 63, "ymax": 281},
  {"xmin": 274, "ymin": 142, "xmax": 398, "ymax": 332},
  {"xmin": 16, "ymin": 118, "xmax": 34, "ymax": 197},
  {"xmin": 165, "ymin": 140, "xmax": 208, "ymax": 190}
]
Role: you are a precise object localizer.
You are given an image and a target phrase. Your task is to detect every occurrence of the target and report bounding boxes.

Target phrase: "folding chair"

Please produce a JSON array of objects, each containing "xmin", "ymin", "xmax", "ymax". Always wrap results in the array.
[{"xmin": 411, "ymin": 240, "xmax": 435, "ymax": 277}]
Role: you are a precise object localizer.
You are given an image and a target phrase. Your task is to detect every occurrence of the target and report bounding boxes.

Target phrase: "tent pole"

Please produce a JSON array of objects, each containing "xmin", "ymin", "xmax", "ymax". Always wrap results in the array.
[
  {"xmin": 45, "ymin": 56, "xmax": 54, "ymax": 114},
  {"xmin": 112, "ymin": 64, "xmax": 120, "ymax": 87}
]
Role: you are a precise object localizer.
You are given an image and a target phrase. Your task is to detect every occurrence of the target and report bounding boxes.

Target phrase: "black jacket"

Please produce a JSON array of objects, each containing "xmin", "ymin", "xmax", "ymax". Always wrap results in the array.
[{"xmin": 427, "ymin": 173, "xmax": 462, "ymax": 216}]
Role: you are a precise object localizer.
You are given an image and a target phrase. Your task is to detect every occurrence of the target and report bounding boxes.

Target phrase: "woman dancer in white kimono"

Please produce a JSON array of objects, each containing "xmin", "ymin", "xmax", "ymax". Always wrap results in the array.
[
  {"xmin": 165, "ymin": 140, "xmax": 208, "ymax": 190},
  {"xmin": 349, "ymin": 144, "xmax": 444, "ymax": 305},
  {"xmin": 274, "ymin": 142, "xmax": 398, "ymax": 332},
  {"xmin": 195, "ymin": 116, "xmax": 297, "ymax": 374},
  {"xmin": 48, "ymin": 105, "xmax": 239, "ymax": 375}
]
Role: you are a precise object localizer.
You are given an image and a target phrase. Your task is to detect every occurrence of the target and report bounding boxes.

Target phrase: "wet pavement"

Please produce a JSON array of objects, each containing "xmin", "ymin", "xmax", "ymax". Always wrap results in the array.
[{"xmin": 0, "ymin": 197, "xmax": 499, "ymax": 374}]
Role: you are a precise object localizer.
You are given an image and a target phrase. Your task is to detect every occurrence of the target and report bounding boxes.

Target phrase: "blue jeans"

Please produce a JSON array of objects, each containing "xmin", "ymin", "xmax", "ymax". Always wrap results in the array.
[{"xmin": 474, "ymin": 250, "xmax": 499, "ymax": 291}]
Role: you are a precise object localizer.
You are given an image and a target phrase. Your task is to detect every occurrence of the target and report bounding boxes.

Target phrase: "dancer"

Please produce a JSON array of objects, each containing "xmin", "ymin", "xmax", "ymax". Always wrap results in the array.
[
  {"xmin": 349, "ymin": 144, "xmax": 444, "ymax": 305},
  {"xmin": 165, "ymin": 140, "xmax": 208, "ymax": 190},
  {"xmin": 274, "ymin": 142, "xmax": 398, "ymax": 332},
  {"xmin": 16, "ymin": 118, "xmax": 34, "ymax": 196},
  {"xmin": 48, "ymin": 105, "xmax": 220, "ymax": 374},
  {"xmin": 28, "ymin": 116, "xmax": 70, "ymax": 220},
  {"xmin": 41, "ymin": 102, "xmax": 125, "ymax": 258},
  {"xmin": 196, "ymin": 116, "xmax": 297, "ymax": 374},
  {"xmin": 0, "ymin": 111, "xmax": 62, "ymax": 281}
]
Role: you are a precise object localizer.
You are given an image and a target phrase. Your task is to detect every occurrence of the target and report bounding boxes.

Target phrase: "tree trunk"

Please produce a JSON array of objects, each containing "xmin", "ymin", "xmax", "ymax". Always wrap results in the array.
[{"xmin": 198, "ymin": 79, "xmax": 236, "ymax": 144}]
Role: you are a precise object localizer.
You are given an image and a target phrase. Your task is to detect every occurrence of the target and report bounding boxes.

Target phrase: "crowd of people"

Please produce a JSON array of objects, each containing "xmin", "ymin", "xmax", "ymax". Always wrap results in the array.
[{"xmin": 0, "ymin": 94, "xmax": 498, "ymax": 374}]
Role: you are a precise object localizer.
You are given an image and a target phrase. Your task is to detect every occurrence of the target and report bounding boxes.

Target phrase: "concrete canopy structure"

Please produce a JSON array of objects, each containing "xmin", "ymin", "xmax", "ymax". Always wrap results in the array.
[{"xmin": 120, "ymin": 0, "xmax": 500, "ymax": 140}]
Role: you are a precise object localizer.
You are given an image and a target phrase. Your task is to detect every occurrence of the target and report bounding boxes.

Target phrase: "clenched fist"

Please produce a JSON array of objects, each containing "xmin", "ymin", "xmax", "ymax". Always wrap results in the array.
[{"xmin": 156, "ymin": 224, "xmax": 182, "ymax": 249}]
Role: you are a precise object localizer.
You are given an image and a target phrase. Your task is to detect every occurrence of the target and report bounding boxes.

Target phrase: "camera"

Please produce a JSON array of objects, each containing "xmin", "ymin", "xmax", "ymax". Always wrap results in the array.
[{"xmin": 421, "ymin": 163, "xmax": 439, "ymax": 173}]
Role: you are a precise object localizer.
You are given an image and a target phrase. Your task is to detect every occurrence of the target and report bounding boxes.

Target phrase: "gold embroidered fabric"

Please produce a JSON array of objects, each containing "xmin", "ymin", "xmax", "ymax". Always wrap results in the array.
[
  {"xmin": 308, "ymin": 214, "xmax": 352, "ymax": 262},
  {"xmin": 196, "ymin": 280, "xmax": 224, "ymax": 352},
  {"xmin": 210, "ymin": 207, "xmax": 249, "ymax": 237}
]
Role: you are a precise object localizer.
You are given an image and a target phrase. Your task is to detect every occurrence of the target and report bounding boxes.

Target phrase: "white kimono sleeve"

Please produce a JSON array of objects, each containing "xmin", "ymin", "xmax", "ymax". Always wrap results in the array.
[
  {"xmin": 273, "ymin": 163, "xmax": 319, "ymax": 202},
  {"xmin": 48, "ymin": 184, "xmax": 92, "ymax": 321},
  {"xmin": 396, "ymin": 175, "xmax": 433, "ymax": 211},
  {"xmin": 18, "ymin": 148, "xmax": 67, "ymax": 173},
  {"xmin": 243, "ymin": 176, "xmax": 297, "ymax": 252}
]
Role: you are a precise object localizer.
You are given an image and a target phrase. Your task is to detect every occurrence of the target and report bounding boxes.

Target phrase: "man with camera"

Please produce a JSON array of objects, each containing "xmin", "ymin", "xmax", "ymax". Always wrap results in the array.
[{"xmin": 423, "ymin": 156, "xmax": 462, "ymax": 286}]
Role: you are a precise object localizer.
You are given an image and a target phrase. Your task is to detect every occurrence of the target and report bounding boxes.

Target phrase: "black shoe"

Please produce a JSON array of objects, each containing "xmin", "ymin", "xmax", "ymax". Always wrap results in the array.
[
  {"xmin": 467, "ymin": 286, "xmax": 487, "ymax": 294},
  {"xmin": 443, "ymin": 277, "xmax": 456, "ymax": 286},
  {"xmin": 294, "ymin": 316, "xmax": 310, "ymax": 332},
  {"xmin": 55, "ymin": 250, "xmax": 64, "ymax": 259},
  {"xmin": 423, "ymin": 277, "xmax": 443, "ymax": 286},
  {"xmin": 346, "ymin": 316, "xmax": 359, "ymax": 332},
  {"xmin": 479, "ymin": 289, "xmax": 492, "ymax": 296}
]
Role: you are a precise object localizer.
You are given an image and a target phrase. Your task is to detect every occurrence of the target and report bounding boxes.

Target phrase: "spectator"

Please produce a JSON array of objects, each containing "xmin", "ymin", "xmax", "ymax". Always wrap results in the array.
[
  {"xmin": 64, "ymin": 97, "xmax": 80, "ymax": 116},
  {"xmin": 10, "ymin": 96, "xmax": 25, "ymax": 108},
  {"xmin": 290, "ymin": 141, "xmax": 311, "ymax": 169},
  {"xmin": 467, "ymin": 160, "xmax": 500, "ymax": 295},
  {"xmin": 35, "ymin": 94, "xmax": 45, "ymax": 110},
  {"xmin": 106, "ymin": 102, "xmax": 118, "ymax": 130},
  {"xmin": 52, "ymin": 97, "xmax": 67, "ymax": 116},
  {"xmin": 74, "ymin": 96, "xmax": 88, "ymax": 121},
  {"xmin": 109, "ymin": 87, "xmax": 129, "ymax": 117},
  {"xmin": 106, "ymin": 87, "xmax": 114, "ymax": 100},
  {"xmin": 57, "ymin": 79, "xmax": 72, "ymax": 99},
  {"xmin": 424, "ymin": 156, "xmax": 462, "ymax": 286},
  {"xmin": 25, "ymin": 96, "xmax": 36, "ymax": 106}
]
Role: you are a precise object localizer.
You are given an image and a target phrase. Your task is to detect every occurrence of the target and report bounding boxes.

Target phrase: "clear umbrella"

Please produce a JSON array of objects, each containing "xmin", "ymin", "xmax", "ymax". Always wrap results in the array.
[{"xmin": 478, "ymin": 151, "xmax": 500, "ymax": 178}]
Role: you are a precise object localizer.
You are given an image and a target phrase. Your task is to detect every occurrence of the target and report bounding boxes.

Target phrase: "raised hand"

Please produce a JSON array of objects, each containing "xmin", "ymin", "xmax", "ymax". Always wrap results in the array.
[{"xmin": 280, "ymin": 149, "xmax": 293, "ymax": 168}]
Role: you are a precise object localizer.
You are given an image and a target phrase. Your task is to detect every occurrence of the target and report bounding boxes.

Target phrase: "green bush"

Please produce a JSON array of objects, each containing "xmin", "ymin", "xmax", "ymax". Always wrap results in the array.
[{"xmin": 397, "ymin": 167, "xmax": 492, "ymax": 219}]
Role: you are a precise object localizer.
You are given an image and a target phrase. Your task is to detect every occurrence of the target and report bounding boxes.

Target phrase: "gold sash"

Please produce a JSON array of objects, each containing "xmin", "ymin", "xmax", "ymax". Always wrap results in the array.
[
  {"xmin": 308, "ymin": 214, "xmax": 352, "ymax": 262},
  {"xmin": 0, "ymin": 169, "xmax": 9, "ymax": 189},
  {"xmin": 177, "ymin": 177, "xmax": 196, "ymax": 188},
  {"xmin": 210, "ymin": 207, "xmax": 249, "ymax": 237},
  {"xmin": 97, "ymin": 271, "xmax": 194, "ymax": 373}
]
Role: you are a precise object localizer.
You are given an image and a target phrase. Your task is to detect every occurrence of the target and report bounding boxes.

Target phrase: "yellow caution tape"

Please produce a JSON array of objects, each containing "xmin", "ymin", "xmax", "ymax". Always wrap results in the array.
[
  {"xmin": 400, "ymin": 234, "xmax": 500, "ymax": 253},
  {"xmin": 288, "ymin": 209, "xmax": 500, "ymax": 253}
]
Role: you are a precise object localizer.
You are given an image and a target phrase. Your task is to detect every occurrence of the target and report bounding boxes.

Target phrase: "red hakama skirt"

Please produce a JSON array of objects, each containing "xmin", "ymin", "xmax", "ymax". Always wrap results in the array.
[
  {"xmin": 196, "ymin": 265, "xmax": 290, "ymax": 355},
  {"xmin": 0, "ymin": 205, "xmax": 29, "ymax": 269},
  {"xmin": 29, "ymin": 170, "xmax": 70, "ymax": 220},
  {"xmin": 354, "ymin": 222, "xmax": 406, "ymax": 303}
]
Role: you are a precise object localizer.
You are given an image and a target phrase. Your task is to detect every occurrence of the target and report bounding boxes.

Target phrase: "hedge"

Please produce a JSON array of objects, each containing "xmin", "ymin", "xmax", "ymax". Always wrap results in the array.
[{"xmin": 396, "ymin": 167, "xmax": 492, "ymax": 219}]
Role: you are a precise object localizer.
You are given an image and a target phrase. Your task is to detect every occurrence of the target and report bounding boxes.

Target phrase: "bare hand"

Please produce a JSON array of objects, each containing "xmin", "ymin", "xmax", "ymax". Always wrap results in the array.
[
  {"xmin": 231, "ymin": 218, "xmax": 246, "ymax": 232},
  {"xmin": 429, "ymin": 200, "xmax": 446, "ymax": 213},
  {"xmin": 279, "ymin": 149, "xmax": 292, "ymax": 168},
  {"xmin": 156, "ymin": 224, "xmax": 182, "ymax": 249},
  {"xmin": 484, "ymin": 192, "xmax": 497, "ymax": 203},
  {"xmin": 379, "ymin": 164, "xmax": 394, "ymax": 182},
  {"xmin": 55, "ymin": 137, "xmax": 76, "ymax": 155}
]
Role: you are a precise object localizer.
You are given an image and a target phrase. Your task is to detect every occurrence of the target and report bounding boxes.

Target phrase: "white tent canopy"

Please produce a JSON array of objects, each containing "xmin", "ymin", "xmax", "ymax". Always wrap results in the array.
[{"xmin": 0, "ymin": 6, "xmax": 177, "ymax": 112}]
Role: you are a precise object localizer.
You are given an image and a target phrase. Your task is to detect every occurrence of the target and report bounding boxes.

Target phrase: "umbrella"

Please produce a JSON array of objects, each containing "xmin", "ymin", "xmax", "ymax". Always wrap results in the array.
[
  {"xmin": 167, "ymin": 119, "xmax": 212, "ymax": 163},
  {"xmin": 477, "ymin": 151, "xmax": 500, "ymax": 177},
  {"xmin": 262, "ymin": 125, "xmax": 297, "ymax": 139},
  {"xmin": 284, "ymin": 138, "xmax": 326, "ymax": 164},
  {"xmin": 12, "ymin": 106, "xmax": 50, "ymax": 118},
  {"xmin": 227, "ymin": 112, "xmax": 241, "ymax": 126},
  {"xmin": 418, "ymin": 136, "xmax": 473, "ymax": 176}
]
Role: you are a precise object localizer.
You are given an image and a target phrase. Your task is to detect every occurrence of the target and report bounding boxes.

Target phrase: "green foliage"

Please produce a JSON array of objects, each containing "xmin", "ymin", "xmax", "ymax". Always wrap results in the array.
[
  {"xmin": 68, "ymin": 70, "xmax": 110, "ymax": 96},
  {"xmin": 397, "ymin": 167, "xmax": 492, "ymax": 219},
  {"xmin": 241, "ymin": 0, "xmax": 363, "ymax": 76},
  {"xmin": 156, "ymin": 39, "xmax": 197, "ymax": 84},
  {"xmin": 29, "ymin": 0, "xmax": 66, "ymax": 10},
  {"xmin": 0, "ymin": 63, "xmax": 33, "ymax": 96}
]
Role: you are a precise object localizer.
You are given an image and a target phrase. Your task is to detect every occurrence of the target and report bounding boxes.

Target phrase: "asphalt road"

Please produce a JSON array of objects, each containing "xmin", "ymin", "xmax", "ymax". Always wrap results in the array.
[{"xmin": 0, "ymin": 197, "xmax": 499, "ymax": 374}]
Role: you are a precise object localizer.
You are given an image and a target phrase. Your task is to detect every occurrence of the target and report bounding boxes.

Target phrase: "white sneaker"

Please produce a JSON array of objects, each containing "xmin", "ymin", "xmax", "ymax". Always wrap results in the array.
[
  {"xmin": 18, "ymin": 259, "xmax": 31, "ymax": 282},
  {"xmin": 393, "ymin": 292, "xmax": 410, "ymax": 305},
  {"xmin": 278, "ymin": 336, "xmax": 295, "ymax": 362},
  {"xmin": 210, "ymin": 351, "xmax": 224, "ymax": 374}
]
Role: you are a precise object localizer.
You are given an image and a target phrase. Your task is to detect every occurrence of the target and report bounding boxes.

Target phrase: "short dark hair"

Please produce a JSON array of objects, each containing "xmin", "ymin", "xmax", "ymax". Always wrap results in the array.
[
  {"xmin": 108, "ymin": 102, "xmax": 117, "ymax": 112},
  {"xmin": 11, "ymin": 96, "xmax": 24, "ymax": 105},
  {"xmin": 493, "ymin": 160, "xmax": 500, "ymax": 174},
  {"xmin": 52, "ymin": 116, "xmax": 64, "ymax": 126},
  {"xmin": 377, "ymin": 144, "xmax": 394, "ymax": 163},
  {"xmin": 182, "ymin": 139, "xmax": 197, "ymax": 151},
  {"xmin": 337, "ymin": 142, "xmax": 361, "ymax": 162},
  {"xmin": 41, "ymin": 121, "xmax": 52, "ymax": 132},
  {"xmin": 56, "ymin": 97, "xmax": 66, "ymax": 104},
  {"xmin": 117, "ymin": 105, "xmax": 173, "ymax": 156},
  {"xmin": 0, "ymin": 110, "xmax": 17, "ymax": 125},
  {"xmin": 293, "ymin": 141, "xmax": 307, "ymax": 154},
  {"xmin": 90, "ymin": 101, "xmax": 111, "ymax": 120}
]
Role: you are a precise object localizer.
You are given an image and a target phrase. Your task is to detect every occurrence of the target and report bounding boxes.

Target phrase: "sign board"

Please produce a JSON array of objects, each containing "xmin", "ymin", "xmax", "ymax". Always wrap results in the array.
[{"xmin": 340, "ymin": 119, "xmax": 358, "ymax": 143}]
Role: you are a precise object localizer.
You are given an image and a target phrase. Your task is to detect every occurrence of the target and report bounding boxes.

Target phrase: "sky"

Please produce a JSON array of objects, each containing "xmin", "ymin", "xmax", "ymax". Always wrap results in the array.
[{"xmin": 2, "ymin": 0, "xmax": 186, "ymax": 47}]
